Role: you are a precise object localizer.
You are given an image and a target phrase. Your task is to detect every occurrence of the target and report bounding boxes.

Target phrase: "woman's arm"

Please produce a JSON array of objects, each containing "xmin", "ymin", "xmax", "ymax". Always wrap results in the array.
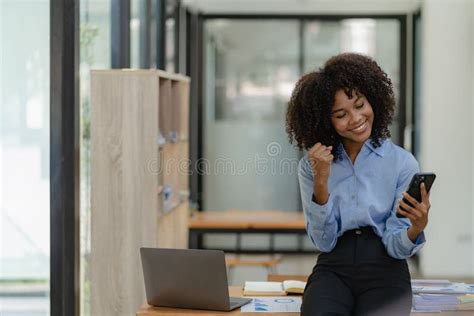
[
  {"xmin": 382, "ymin": 154, "xmax": 426, "ymax": 259},
  {"xmin": 398, "ymin": 183, "xmax": 431, "ymax": 241},
  {"xmin": 298, "ymin": 156, "xmax": 338, "ymax": 252},
  {"xmin": 313, "ymin": 176, "xmax": 329, "ymax": 205}
]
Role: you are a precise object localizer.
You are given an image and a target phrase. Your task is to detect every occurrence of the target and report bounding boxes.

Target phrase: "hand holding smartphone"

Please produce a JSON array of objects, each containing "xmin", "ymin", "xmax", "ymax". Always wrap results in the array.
[{"xmin": 396, "ymin": 172, "xmax": 436, "ymax": 218}]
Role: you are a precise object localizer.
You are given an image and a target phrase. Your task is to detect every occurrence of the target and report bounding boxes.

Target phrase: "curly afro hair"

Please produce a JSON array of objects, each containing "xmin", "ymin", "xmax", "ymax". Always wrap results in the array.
[{"xmin": 285, "ymin": 52, "xmax": 395, "ymax": 161}]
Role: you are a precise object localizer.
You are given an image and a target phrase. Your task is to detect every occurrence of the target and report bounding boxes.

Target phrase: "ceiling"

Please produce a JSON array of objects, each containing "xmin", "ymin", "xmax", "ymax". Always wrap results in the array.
[{"xmin": 182, "ymin": 0, "xmax": 421, "ymax": 15}]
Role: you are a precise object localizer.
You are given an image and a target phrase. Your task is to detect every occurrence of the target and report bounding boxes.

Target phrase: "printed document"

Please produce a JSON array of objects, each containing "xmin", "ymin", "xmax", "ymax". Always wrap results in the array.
[{"xmin": 241, "ymin": 297, "xmax": 302, "ymax": 313}]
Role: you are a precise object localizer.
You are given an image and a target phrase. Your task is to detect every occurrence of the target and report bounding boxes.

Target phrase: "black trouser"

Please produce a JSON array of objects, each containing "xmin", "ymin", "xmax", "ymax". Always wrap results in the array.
[{"xmin": 301, "ymin": 227, "xmax": 412, "ymax": 316}]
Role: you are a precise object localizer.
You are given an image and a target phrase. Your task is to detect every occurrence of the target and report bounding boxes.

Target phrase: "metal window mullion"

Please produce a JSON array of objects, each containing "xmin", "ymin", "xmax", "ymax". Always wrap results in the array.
[
  {"xmin": 173, "ymin": 0, "xmax": 180, "ymax": 73},
  {"xmin": 185, "ymin": 9, "xmax": 191, "ymax": 76},
  {"xmin": 139, "ymin": 0, "xmax": 151, "ymax": 68},
  {"xmin": 50, "ymin": 0, "xmax": 80, "ymax": 315},
  {"xmin": 156, "ymin": 0, "xmax": 166, "ymax": 69},
  {"xmin": 111, "ymin": 0, "xmax": 131, "ymax": 68},
  {"xmin": 178, "ymin": 2, "xmax": 187, "ymax": 74}
]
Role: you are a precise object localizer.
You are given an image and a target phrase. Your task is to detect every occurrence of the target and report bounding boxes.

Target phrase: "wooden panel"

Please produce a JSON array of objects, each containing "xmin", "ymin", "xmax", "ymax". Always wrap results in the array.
[
  {"xmin": 178, "ymin": 141, "xmax": 190, "ymax": 201},
  {"xmin": 171, "ymin": 80, "xmax": 181, "ymax": 141},
  {"xmin": 91, "ymin": 70, "xmax": 190, "ymax": 316},
  {"xmin": 157, "ymin": 210, "xmax": 175, "ymax": 248},
  {"xmin": 91, "ymin": 72, "xmax": 159, "ymax": 316},
  {"xmin": 175, "ymin": 201, "xmax": 190, "ymax": 248},
  {"xmin": 157, "ymin": 146, "xmax": 164, "ymax": 217},
  {"xmin": 159, "ymin": 79, "xmax": 172, "ymax": 143},
  {"xmin": 160, "ymin": 143, "xmax": 181, "ymax": 213},
  {"xmin": 179, "ymin": 81, "xmax": 190, "ymax": 140},
  {"xmin": 157, "ymin": 201, "xmax": 189, "ymax": 249}
]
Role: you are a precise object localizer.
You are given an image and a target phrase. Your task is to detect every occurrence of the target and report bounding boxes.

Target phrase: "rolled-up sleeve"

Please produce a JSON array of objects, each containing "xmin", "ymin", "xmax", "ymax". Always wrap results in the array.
[
  {"xmin": 298, "ymin": 156, "xmax": 338, "ymax": 252},
  {"xmin": 382, "ymin": 154, "xmax": 426, "ymax": 259}
]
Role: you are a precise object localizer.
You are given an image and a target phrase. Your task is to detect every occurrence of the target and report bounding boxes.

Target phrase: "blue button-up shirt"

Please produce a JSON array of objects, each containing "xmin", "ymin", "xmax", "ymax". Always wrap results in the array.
[{"xmin": 298, "ymin": 138, "xmax": 425, "ymax": 259}]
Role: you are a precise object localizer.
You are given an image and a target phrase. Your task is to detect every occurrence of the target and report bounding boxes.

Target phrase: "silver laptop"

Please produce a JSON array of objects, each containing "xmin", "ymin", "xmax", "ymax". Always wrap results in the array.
[{"xmin": 140, "ymin": 247, "xmax": 252, "ymax": 311}]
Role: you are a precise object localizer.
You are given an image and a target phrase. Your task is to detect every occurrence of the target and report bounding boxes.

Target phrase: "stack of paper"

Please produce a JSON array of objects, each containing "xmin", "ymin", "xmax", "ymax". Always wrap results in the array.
[
  {"xmin": 412, "ymin": 280, "xmax": 474, "ymax": 295},
  {"xmin": 411, "ymin": 280, "xmax": 474, "ymax": 312},
  {"xmin": 412, "ymin": 294, "xmax": 474, "ymax": 312},
  {"xmin": 412, "ymin": 294, "xmax": 459, "ymax": 312},
  {"xmin": 458, "ymin": 294, "xmax": 474, "ymax": 310}
]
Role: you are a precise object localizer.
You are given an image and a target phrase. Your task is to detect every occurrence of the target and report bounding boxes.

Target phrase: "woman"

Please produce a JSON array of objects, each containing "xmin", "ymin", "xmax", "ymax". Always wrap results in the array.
[{"xmin": 285, "ymin": 53, "xmax": 431, "ymax": 316}]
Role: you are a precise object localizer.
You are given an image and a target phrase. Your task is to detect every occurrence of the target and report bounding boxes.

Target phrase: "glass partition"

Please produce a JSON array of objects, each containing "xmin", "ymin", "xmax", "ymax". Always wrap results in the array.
[
  {"xmin": 303, "ymin": 19, "xmax": 401, "ymax": 141},
  {"xmin": 203, "ymin": 19, "xmax": 301, "ymax": 212},
  {"xmin": 1, "ymin": 1, "xmax": 50, "ymax": 315},
  {"xmin": 202, "ymin": 17, "xmax": 403, "ymax": 252},
  {"xmin": 203, "ymin": 17, "xmax": 402, "ymax": 213}
]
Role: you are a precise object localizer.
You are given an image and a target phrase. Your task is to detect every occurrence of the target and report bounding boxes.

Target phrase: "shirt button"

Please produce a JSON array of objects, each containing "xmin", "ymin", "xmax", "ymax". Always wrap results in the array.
[{"xmin": 351, "ymin": 195, "xmax": 355, "ymax": 200}]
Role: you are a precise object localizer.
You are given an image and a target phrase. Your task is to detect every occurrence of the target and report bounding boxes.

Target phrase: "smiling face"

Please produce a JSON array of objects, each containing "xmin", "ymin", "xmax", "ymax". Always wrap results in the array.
[{"xmin": 330, "ymin": 89, "xmax": 374, "ymax": 150}]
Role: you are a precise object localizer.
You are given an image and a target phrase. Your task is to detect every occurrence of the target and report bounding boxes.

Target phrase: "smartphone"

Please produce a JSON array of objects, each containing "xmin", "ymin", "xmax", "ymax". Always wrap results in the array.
[{"xmin": 396, "ymin": 172, "xmax": 436, "ymax": 218}]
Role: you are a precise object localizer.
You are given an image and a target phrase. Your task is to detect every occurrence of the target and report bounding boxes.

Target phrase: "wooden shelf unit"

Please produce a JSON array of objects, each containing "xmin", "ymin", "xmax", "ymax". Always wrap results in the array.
[{"xmin": 90, "ymin": 69, "xmax": 190, "ymax": 316}]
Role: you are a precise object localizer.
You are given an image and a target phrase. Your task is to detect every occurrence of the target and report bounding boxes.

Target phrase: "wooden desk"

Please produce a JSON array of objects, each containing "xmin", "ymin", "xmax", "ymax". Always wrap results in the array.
[
  {"xmin": 189, "ymin": 210, "xmax": 305, "ymax": 230},
  {"xmin": 137, "ymin": 286, "xmax": 473, "ymax": 316},
  {"xmin": 136, "ymin": 286, "xmax": 290, "ymax": 316},
  {"xmin": 188, "ymin": 210, "xmax": 308, "ymax": 253}
]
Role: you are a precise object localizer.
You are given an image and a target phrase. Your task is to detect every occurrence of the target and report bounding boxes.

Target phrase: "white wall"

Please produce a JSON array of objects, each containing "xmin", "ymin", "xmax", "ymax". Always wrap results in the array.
[
  {"xmin": 419, "ymin": 0, "xmax": 474, "ymax": 277},
  {"xmin": 472, "ymin": 0, "xmax": 474, "ymax": 278}
]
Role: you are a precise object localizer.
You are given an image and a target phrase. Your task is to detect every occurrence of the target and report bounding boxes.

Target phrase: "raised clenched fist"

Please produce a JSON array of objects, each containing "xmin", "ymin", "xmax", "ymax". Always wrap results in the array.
[{"xmin": 308, "ymin": 142, "xmax": 334, "ymax": 179}]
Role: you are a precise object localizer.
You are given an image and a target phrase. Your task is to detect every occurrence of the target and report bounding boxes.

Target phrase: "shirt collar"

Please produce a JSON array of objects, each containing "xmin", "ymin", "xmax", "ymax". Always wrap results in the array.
[
  {"xmin": 337, "ymin": 137, "xmax": 386, "ymax": 158},
  {"xmin": 364, "ymin": 138, "xmax": 386, "ymax": 157}
]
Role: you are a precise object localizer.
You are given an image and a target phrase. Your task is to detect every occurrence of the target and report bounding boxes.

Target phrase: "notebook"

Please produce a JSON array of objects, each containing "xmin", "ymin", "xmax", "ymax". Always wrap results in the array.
[{"xmin": 243, "ymin": 280, "xmax": 306, "ymax": 296}]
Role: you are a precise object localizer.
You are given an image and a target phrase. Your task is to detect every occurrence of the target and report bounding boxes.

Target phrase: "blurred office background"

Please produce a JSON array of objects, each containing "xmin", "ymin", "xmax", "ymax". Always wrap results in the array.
[{"xmin": 0, "ymin": 0, "xmax": 473, "ymax": 315}]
